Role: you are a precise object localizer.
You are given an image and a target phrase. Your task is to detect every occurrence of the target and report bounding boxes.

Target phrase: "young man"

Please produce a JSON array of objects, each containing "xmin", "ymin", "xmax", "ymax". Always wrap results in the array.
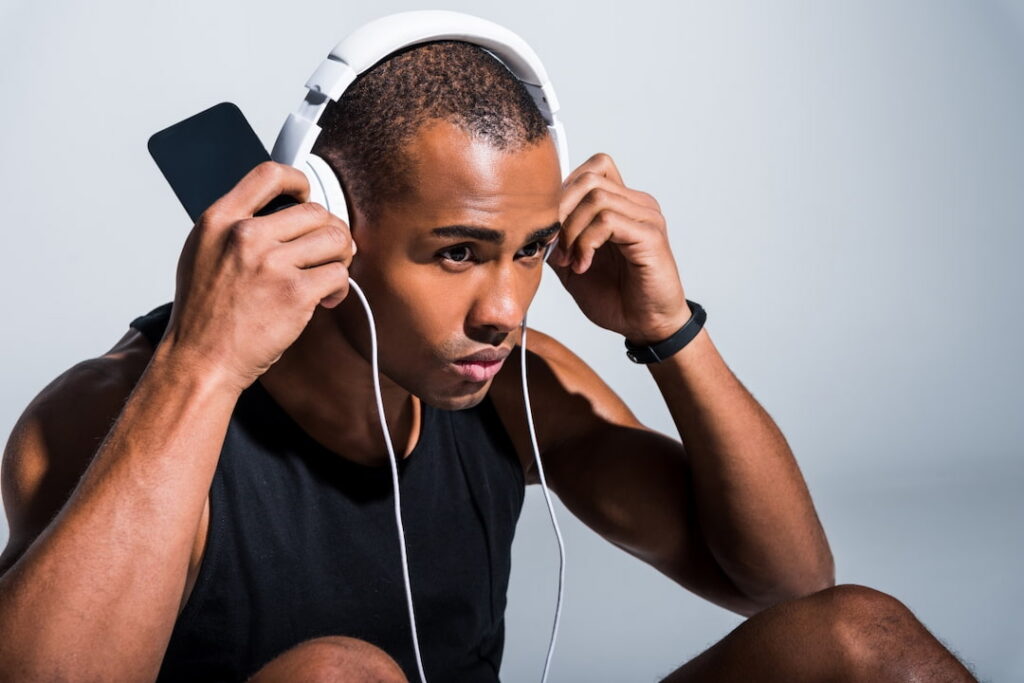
[{"xmin": 0, "ymin": 42, "xmax": 974, "ymax": 682}]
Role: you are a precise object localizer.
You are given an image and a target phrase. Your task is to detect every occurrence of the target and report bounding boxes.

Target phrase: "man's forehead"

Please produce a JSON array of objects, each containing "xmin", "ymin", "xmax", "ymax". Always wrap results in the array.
[
  {"xmin": 380, "ymin": 120, "xmax": 562, "ymax": 238},
  {"xmin": 402, "ymin": 120, "xmax": 561, "ymax": 200}
]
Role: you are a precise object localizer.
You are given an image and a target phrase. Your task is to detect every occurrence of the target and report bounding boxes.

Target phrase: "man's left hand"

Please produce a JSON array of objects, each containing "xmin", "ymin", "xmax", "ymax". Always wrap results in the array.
[{"xmin": 549, "ymin": 152, "xmax": 691, "ymax": 344}]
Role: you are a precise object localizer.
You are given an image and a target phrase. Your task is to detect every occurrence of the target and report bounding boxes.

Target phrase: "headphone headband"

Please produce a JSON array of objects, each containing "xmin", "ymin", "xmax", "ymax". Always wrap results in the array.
[{"xmin": 271, "ymin": 10, "xmax": 569, "ymax": 187}]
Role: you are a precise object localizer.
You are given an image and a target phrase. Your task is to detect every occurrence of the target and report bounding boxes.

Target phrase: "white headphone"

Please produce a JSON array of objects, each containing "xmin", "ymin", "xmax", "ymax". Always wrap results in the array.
[
  {"xmin": 271, "ymin": 9, "xmax": 571, "ymax": 225},
  {"xmin": 271, "ymin": 11, "xmax": 569, "ymax": 683}
]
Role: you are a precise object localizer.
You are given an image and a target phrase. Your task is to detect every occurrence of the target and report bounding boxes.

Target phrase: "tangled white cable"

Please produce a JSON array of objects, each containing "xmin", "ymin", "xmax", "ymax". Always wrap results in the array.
[{"xmin": 347, "ymin": 277, "xmax": 566, "ymax": 683}]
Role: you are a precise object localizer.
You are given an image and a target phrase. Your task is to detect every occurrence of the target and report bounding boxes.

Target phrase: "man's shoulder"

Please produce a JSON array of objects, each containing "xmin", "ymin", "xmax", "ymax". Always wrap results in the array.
[
  {"xmin": 488, "ymin": 328, "xmax": 641, "ymax": 485},
  {"xmin": 64, "ymin": 326, "xmax": 158, "ymax": 398},
  {"xmin": 488, "ymin": 327, "xmax": 583, "ymax": 421},
  {"xmin": 1, "ymin": 326, "xmax": 157, "ymax": 571},
  {"xmin": 16, "ymin": 326, "xmax": 154, "ymax": 429},
  {"xmin": 491, "ymin": 327, "xmax": 639, "ymax": 426},
  {"xmin": 4, "ymin": 325, "xmax": 156, "ymax": 486},
  {"xmin": 491, "ymin": 327, "xmax": 602, "ymax": 397}
]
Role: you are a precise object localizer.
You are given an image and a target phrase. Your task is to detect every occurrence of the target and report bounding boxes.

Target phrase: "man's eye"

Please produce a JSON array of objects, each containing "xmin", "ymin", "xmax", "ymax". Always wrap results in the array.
[
  {"xmin": 439, "ymin": 245, "xmax": 474, "ymax": 263},
  {"xmin": 517, "ymin": 241, "xmax": 543, "ymax": 258}
]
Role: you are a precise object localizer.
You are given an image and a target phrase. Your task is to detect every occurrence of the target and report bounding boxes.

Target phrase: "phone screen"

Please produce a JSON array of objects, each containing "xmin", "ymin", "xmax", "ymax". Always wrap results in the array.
[{"xmin": 148, "ymin": 101, "xmax": 296, "ymax": 222}]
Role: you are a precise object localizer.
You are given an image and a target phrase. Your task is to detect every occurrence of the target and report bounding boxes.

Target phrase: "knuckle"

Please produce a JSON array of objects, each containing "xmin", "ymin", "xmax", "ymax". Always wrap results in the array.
[
  {"xmin": 303, "ymin": 201, "xmax": 329, "ymax": 221},
  {"xmin": 327, "ymin": 224, "xmax": 349, "ymax": 249},
  {"xmin": 198, "ymin": 204, "xmax": 227, "ymax": 229},
  {"xmin": 581, "ymin": 186, "xmax": 604, "ymax": 206},
  {"xmin": 319, "ymin": 263, "xmax": 350, "ymax": 302},
  {"xmin": 328, "ymin": 260, "xmax": 350, "ymax": 281},
  {"xmin": 283, "ymin": 273, "xmax": 305, "ymax": 301},
  {"xmin": 576, "ymin": 233, "xmax": 598, "ymax": 251},
  {"xmin": 589, "ymin": 152, "xmax": 612, "ymax": 165},
  {"xmin": 259, "ymin": 248, "xmax": 285, "ymax": 274},
  {"xmin": 567, "ymin": 171, "xmax": 593, "ymax": 190},
  {"xmin": 227, "ymin": 219, "xmax": 257, "ymax": 245},
  {"xmin": 226, "ymin": 221, "xmax": 264, "ymax": 266},
  {"xmin": 640, "ymin": 190, "xmax": 661, "ymax": 209},
  {"xmin": 255, "ymin": 160, "xmax": 284, "ymax": 181}
]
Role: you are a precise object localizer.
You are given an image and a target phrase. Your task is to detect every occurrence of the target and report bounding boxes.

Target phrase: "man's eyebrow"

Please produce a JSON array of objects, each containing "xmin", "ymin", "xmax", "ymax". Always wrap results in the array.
[
  {"xmin": 430, "ymin": 221, "xmax": 562, "ymax": 245},
  {"xmin": 431, "ymin": 225, "xmax": 504, "ymax": 243},
  {"xmin": 524, "ymin": 222, "xmax": 561, "ymax": 244}
]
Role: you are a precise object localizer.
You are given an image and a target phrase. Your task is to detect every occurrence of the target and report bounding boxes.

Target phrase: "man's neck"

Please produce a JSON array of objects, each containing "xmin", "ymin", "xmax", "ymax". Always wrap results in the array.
[{"xmin": 258, "ymin": 304, "xmax": 421, "ymax": 467}]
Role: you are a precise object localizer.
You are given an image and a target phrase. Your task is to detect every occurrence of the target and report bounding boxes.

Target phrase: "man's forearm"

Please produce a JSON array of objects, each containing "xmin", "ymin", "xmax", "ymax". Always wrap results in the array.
[
  {"xmin": 647, "ymin": 323, "xmax": 834, "ymax": 607},
  {"xmin": 0, "ymin": 342, "xmax": 241, "ymax": 681}
]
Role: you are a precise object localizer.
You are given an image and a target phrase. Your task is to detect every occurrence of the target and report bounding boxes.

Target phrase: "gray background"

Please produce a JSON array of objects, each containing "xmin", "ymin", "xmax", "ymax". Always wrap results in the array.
[{"xmin": 1, "ymin": 0, "xmax": 1021, "ymax": 680}]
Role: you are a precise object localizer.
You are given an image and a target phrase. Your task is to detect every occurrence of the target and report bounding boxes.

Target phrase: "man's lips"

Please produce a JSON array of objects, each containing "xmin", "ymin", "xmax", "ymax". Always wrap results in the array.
[{"xmin": 450, "ymin": 348, "xmax": 511, "ymax": 382}]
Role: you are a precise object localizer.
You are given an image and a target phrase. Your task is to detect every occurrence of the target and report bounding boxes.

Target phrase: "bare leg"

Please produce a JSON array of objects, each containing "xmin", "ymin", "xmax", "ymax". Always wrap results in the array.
[
  {"xmin": 659, "ymin": 584, "xmax": 976, "ymax": 682},
  {"xmin": 247, "ymin": 635, "xmax": 409, "ymax": 683}
]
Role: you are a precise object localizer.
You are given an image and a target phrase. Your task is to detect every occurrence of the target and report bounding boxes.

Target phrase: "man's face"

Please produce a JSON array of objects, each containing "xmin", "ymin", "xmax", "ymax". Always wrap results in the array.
[{"xmin": 340, "ymin": 119, "xmax": 563, "ymax": 410}]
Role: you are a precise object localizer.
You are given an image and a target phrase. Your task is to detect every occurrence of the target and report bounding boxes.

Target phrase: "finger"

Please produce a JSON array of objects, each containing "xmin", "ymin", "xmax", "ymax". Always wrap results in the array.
[
  {"xmin": 554, "ymin": 186, "xmax": 662, "ymax": 267},
  {"xmin": 561, "ymin": 172, "xmax": 660, "ymax": 220},
  {"xmin": 255, "ymin": 200, "xmax": 349, "ymax": 245},
  {"xmin": 302, "ymin": 260, "xmax": 351, "ymax": 309},
  {"xmin": 554, "ymin": 171, "xmax": 661, "ymax": 267},
  {"xmin": 559, "ymin": 172, "xmax": 660, "ymax": 226},
  {"xmin": 561, "ymin": 152, "xmax": 625, "ymax": 192},
  {"xmin": 214, "ymin": 161, "xmax": 311, "ymax": 219},
  {"xmin": 277, "ymin": 222, "xmax": 356, "ymax": 270},
  {"xmin": 570, "ymin": 208, "xmax": 657, "ymax": 274}
]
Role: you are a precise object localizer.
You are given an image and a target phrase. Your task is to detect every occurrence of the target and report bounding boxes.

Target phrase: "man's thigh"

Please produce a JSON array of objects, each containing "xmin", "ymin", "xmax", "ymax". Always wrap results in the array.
[{"xmin": 657, "ymin": 584, "xmax": 976, "ymax": 683}]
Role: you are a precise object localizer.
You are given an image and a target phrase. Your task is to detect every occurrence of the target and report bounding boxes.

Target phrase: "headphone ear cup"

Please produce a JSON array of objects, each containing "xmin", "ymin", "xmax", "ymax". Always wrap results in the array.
[{"xmin": 302, "ymin": 153, "xmax": 351, "ymax": 227}]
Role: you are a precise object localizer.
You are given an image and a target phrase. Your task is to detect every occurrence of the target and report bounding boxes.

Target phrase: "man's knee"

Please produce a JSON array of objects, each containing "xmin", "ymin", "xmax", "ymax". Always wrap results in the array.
[
  {"xmin": 810, "ymin": 584, "xmax": 914, "ymax": 672},
  {"xmin": 248, "ymin": 635, "xmax": 409, "ymax": 683},
  {"xmin": 803, "ymin": 583, "xmax": 973, "ymax": 681}
]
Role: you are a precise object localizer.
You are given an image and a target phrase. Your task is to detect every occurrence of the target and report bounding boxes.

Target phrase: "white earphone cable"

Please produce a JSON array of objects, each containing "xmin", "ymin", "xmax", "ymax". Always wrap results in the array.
[
  {"xmin": 347, "ymin": 277, "xmax": 429, "ymax": 683},
  {"xmin": 348, "ymin": 279, "xmax": 566, "ymax": 683},
  {"xmin": 520, "ymin": 318, "xmax": 567, "ymax": 683}
]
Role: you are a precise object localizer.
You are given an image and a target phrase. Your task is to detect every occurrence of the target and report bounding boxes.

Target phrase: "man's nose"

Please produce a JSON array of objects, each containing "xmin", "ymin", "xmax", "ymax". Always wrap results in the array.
[{"xmin": 467, "ymin": 268, "xmax": 526, "ymax": 340}]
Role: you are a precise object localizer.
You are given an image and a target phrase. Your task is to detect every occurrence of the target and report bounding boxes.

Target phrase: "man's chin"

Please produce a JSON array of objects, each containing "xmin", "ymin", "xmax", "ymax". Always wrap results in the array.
[{"xmin": 417, "ymin": 379, "xmax": 492, "ymax": 411}]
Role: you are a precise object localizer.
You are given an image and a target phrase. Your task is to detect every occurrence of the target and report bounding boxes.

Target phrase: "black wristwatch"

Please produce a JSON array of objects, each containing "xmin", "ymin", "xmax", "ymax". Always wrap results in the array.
[{"xmin": 624, "ymin": 299, "xmax": 706, "ymax": 364}]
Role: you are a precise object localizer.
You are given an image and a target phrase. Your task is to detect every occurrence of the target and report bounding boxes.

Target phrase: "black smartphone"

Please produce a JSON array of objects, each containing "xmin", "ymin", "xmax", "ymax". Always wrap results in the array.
[{"xmin": 147, "ymin": 101, "xmax": 297, "ymax": 223}]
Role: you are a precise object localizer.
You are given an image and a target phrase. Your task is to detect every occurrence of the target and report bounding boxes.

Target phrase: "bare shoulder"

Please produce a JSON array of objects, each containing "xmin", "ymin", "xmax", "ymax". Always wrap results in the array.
[
  {"xmin": 489, "ymin": 328, "xmax": 644, "ymax": 484},
  {"xmin": 0, "ymin": 327, "xmax": 155, "ymax": 572}
]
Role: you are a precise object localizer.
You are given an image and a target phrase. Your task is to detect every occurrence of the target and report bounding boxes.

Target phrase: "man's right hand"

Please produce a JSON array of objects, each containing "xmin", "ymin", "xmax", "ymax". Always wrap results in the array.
[{"xmin": 162, "ymin": 160, "xmax": 355, "ymax": 394}]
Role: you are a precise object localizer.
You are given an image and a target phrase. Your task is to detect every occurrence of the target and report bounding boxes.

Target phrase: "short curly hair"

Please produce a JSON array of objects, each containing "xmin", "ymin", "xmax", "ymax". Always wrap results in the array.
[{"xmin": 311, "ymin": 39, "xmax": 551, "ymax": 227}]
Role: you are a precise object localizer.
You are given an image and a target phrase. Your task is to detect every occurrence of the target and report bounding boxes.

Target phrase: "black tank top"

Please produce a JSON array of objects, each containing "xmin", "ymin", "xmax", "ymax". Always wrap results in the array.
[{"xmin": 128, "ymin": 302, "xmax": 525, "ymax": 682}]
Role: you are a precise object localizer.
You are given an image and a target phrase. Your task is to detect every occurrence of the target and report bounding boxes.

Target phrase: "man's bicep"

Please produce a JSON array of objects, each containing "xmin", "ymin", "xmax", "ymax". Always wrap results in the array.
[{"xmin": 543, "ymin": 421, "xmax": 754, "ymax": 614}]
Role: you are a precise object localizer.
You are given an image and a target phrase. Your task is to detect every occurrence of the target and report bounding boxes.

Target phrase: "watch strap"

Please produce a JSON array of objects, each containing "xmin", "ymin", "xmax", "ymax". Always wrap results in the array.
[{"xmin": 624, "ymin": 299, "xmax": 706, "ymax": 364}]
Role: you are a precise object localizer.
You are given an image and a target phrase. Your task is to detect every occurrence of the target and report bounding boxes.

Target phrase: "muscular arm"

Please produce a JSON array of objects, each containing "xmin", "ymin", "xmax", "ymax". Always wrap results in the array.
[
  {"xmin": 529, "ymin": 150, "xmax": 834, "ymax": 615},
  {"xmin": 646, "ymin": 324, "xmax": 834, "ymax": 609},
  {"xmin": 492, "ymin": 327, "xmax": 833, "ymax": 617},
  {"xmin": 0, "ymin": 335, "xmax": 240, "ymax": 681}
]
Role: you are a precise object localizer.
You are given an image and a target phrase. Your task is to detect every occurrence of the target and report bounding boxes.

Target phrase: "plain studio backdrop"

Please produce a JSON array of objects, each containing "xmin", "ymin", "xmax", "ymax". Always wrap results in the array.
[{"xmin": 1, "ymin": 1, "xmax": 1021, "ymax": 681}]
